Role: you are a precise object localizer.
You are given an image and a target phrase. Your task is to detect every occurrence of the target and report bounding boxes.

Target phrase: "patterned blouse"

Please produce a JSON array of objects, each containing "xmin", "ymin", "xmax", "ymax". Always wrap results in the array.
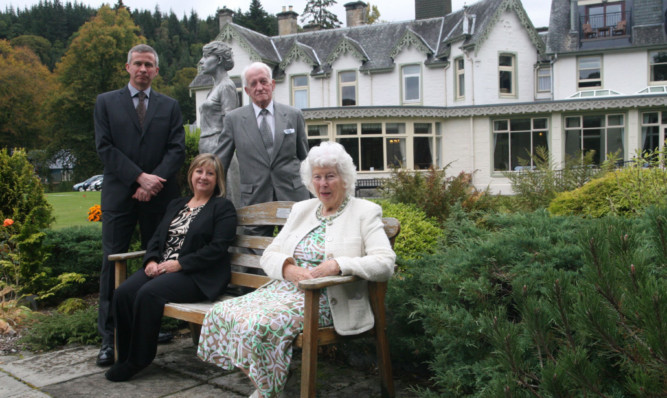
[{"xmin": 160, "ymin": 203, "xmax": 205, "ymax": 262}]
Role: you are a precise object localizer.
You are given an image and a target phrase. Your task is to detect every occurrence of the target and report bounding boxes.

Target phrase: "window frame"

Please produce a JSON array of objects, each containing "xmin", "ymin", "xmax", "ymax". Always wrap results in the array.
[
  {"xmin": 492, "ymin": 117, "xmax": 549, "ymax": 172},
  {"xmin": 649, "ymin": 50, "xmax": 667, "ymax": 85},
  {"xmin": 564, "ymin": 113, "xmax": 625, "ymax": 165},
  {"xmin": 401, "ymin": 64, "xmax": 422, "ymax": 105},
  {"xmin": 291, "ymin": 74, "xmax": 309, "ymax": 109},
  {"xmin": 338, "ymin": 70, "xmax": 357, "ymax": 106},
  {"xmin": 577, "ymin": 55, "xmax": 602, "ymax": 89},
  {"xmin": 498, "ymin": 53, "xmax": 517, "ymax": 97},
  {"xmin": 536, "ymin": 65, "xmax": 551, "ymax": 93},
  {"xmin": 454, "ymin": 57, "xmax": 465, "ymax": 100}
]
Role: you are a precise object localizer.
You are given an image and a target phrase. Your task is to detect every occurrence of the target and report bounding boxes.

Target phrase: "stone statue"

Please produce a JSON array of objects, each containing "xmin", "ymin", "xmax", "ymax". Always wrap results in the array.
[
  {"xmin": 197, "ymin": 41, "xmax": 240, "ymax": 206},
  {"xmin": 197, "ymin": 41, "xmax": 238, "ymax": 154}
]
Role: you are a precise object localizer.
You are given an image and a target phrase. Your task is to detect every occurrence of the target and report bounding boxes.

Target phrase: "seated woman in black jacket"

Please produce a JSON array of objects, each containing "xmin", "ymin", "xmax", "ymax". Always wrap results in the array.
[{"xmin": 105, "ymin": 153, "xmax": 237, "ymax": 382}]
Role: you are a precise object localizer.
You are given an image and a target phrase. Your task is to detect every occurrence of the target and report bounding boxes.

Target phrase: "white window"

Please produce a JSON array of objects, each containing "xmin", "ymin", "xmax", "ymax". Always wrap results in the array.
[
  {"xmin": 499, "ymin": 54, "xmax": 516, "ymax": 96},
  {"xmin": 401, "ymin": 64, "xmax": 421, "ymax": 104},
  {"xmin": 291, "ymin": 75, "xmax": 308, "ymax": 109},
  {"xmin": 455, "ymin": 57, "xmax": 465, "ymax": 100},
  {"xmin": 578, "ymin": 56, "xmax": 602, "ymax": 88},
  {"xmin": 640, "ymin": 111, "xmax": 667, "ymax": 155},
  {"xmin": 307, "ymin": 124, "xmax": 329, "ymax": 148},
  {"xmin": 232, "ymin": 77, "xmax": 243, "ymax": 106},
  {"xmin": 493, "ymin": 118, "xmax": 549, "ymax": 171},
  {"xmin": 649, "ymin": 51, "xmax": 667, "ymax": 84},
  {"xmin": 339, "ymin": 71, "xmax": 357, "ymax": 106},
  {"xmin": 565, "ymin": 114, "xmax": 624, "ymax": 165},
  {"xmin": 334, "ymin": 121, "xmax": 440, "ymax": 171},
  {"xmin": 536, "ymin": 66, "xmax": 551, "ymax": 93}
]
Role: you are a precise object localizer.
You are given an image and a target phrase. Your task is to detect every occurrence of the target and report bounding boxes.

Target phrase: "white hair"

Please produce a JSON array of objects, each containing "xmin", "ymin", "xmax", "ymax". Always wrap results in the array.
[
  {"xmin": 242, "ymin": 62, "xmax": 272, "ymax": 87},
  {"xmin": 300, "ymin": 141, "xmax": 357, "ymax": 197}
]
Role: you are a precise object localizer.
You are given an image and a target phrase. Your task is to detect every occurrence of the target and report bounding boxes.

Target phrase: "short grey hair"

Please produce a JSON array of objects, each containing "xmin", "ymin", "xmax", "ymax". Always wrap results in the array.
[
  {"xmin": 127, "ymin": 44, "xmax": 159, "ymax": 67},
  {"xmin": 242, "ymin": 62, "xmax": 272, "ymax": 87},
  {"xmin": 300, "ymin": 141, "xmax": 357, "ymax": 197}
]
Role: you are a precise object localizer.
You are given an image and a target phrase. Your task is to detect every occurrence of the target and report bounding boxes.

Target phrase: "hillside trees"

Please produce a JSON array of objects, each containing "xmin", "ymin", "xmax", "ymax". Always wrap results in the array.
[
  {"xmin": 48, "ymin": 5, "xmax": 142, "ymax": 179},
  {"xmin": 0, "ymin": 40, "xmax": 56, "ymax": 150}
]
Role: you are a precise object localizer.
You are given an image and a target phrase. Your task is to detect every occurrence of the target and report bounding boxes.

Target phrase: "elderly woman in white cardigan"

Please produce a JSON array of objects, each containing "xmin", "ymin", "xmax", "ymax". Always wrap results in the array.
[{"xmin": 197, "ymin": 141, "xmax": 396, "ymax": 398}]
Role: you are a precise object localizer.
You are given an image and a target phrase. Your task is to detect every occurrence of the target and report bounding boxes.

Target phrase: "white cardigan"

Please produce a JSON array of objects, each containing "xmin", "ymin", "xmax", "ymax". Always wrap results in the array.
[{"xmin": 260, "ymin": 197, "xmax": 396, "ymax": 335}]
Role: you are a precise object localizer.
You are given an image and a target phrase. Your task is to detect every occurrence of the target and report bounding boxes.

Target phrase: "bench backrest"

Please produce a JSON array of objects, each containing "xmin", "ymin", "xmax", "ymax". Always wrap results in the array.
[{"xmin": 228, "ymin": 201, "xmax": 399, "ymax": 289}]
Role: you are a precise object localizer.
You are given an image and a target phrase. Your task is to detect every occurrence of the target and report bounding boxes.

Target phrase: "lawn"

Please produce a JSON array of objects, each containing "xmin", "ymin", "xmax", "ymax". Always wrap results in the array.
[{"xmin": 46, "ymin": 191, "xmax": 103, "ymax": 230}]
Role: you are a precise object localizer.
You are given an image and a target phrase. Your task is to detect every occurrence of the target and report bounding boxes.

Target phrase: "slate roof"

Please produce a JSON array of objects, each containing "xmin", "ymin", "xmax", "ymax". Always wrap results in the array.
[{"xmin": 191, "ymin": 0, "xmax": 542, "ymax": 88}]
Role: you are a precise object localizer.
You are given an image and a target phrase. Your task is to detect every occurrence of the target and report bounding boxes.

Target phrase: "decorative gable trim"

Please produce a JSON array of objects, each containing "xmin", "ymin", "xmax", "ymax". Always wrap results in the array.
[
  {"xmin": 390, "ymin": 28, "xmax": 434, "ymax": 59},
  {"xmin": 279, "ymin": 42, "xmax": 319, "ymax": 70},
  {"xmin": 217, "ymin": 24, "xmax": 263, "ymax": 62},
  {"xmin": 469, "ymin": 0, "xmax": 545, "ymax": 54},
  {"xmin": 325, "ymin": 36, "xmax": 369, "ymax": 65}
]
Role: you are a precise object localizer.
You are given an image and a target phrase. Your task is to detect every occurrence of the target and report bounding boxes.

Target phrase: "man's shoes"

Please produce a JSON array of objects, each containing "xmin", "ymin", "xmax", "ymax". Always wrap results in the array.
[
  {"xmin": 96, "ymin": 344, "xmax": 114, "ymax": 367},
  {"xmin": 157, "ymin": 331, "xmax": 173, "ymax": 344}
]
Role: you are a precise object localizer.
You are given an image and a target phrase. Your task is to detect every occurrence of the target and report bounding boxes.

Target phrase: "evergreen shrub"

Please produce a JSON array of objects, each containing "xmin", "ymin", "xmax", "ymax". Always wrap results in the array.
[
  {"xmin": 549, "ymin": 166, "xmax": 667, "ymax": 217},
  {"xmin": 386, "ymin": 209, "xmax": 666, "ymax": 396},
  {"xmin": 375, "ymin": 200, "xmax": 442, "ymax": 262},
  {"xmin": 20, "ymin": 306, "xmax": 99, "ymax": 351}
]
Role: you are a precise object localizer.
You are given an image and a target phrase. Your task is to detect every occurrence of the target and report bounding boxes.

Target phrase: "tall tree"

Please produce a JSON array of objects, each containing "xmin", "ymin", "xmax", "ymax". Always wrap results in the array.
[
  {"xmin": 301, "ymin": 0, "xmax": 341, "ymax": 29},
  {"xmin": 0, "ymin": 40, "xmax": 55, "ymax": 150},
  {"xmin": 233, "ymin": 0, "xmax": 277, "ymax": 36},
  {"xmin": 48, "ymin": 5, "xmax": 142, "ymax": 178}
]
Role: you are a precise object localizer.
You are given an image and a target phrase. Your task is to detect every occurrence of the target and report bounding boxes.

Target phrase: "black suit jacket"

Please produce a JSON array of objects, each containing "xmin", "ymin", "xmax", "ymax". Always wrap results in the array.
[
  {"xmin": 94, "ymin": 85, "xmax": 185, "ymax": 213},
  {"xmin": 142, "ymin": 196, "xmax": 237, "ymax": 300}
]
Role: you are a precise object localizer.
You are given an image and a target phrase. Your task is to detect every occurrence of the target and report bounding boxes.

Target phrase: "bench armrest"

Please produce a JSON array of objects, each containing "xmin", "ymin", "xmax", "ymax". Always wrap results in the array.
[
  {"xmin": 298, "ymin": 275, "xmax": 360, "ymax": 290},
  {"xmin": 108, "ymin": 250, "xmax": 146, "ymax": 262}
]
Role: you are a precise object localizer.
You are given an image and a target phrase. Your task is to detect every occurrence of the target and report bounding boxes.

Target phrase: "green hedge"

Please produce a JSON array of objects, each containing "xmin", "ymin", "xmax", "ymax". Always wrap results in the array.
[{"xmin": 386, "ymin": 208, "xmax": 666, "ymax": 396}]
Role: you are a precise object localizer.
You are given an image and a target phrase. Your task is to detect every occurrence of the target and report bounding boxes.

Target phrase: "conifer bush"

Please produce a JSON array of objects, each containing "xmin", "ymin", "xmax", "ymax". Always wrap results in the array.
[{"xmin": 386, "ymin": 208, "xmax": 666, "ymax": 396}]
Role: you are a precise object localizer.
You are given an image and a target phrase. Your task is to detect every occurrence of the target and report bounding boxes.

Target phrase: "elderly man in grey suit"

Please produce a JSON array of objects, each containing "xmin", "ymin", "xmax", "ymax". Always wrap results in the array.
[
  {"xmin": 94, "ymin": 44, "xmax": 185, "ymax": 367},
  {"xmin": 215, "ymin": 62, "xmax": 309, "ymax": 235}
]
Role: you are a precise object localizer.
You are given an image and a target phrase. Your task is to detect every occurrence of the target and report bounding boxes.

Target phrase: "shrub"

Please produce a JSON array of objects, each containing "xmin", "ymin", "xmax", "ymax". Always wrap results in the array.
[
  {"xmin": 0, "ymin": 148, "xmax": 54, "ymax": 296},
  {"xmin": 374, "ymin": 200, "xmax": 442, "ymax": 262},
  {"xmin": 549, "ymin": 166, "xmax": 667, "ymax": 217},
  {"xmin": 504, "ymin": 147, "xmax": 611, "ymax": 212},
  {"xmin": 380, "ymin": 165, "xmax": 490, "ymax": 223},
  {"xmin": 386, "ymin": 209, "xmax": 667, "ymax": 396},
  {"xmin": 179, "ymin": 125, "xmax": 200, "ymax": 196},
  {"xmin": 20, "ymin": 306, "xmax": 99, "ymax": 351}
]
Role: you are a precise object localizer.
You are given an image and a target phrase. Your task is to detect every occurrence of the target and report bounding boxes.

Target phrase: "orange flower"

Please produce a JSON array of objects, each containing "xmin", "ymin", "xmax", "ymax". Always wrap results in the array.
[
  {"xmin": 3, "ymin": 219, "xmax": 13, "ymax": 227},
  {"xmin": 88, "ymin": 205, "xmax": 102, "ymax": 222}
]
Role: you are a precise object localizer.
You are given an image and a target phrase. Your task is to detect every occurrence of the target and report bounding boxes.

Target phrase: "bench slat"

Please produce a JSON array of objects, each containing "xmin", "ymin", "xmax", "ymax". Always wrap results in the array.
[
  {"xmin": 237, "ymin": 201, "xmax": 293, "ymax": 226},
  {"xmin": 230, "ymin": 252, "xmax": 262, "ymax": 268},
  {"xmin": 230, "ymin": 271, "xmax": 271, "ymax": 288},
  {"xmin": 233, "ymin": 235, "xmax": 274, "ymax": 250}
]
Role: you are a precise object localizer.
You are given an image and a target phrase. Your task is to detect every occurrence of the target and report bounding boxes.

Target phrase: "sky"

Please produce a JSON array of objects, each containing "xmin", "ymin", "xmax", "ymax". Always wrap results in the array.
[{"xmin": 5, "ymin": 0, "xmax": 551, "ymax": 28}]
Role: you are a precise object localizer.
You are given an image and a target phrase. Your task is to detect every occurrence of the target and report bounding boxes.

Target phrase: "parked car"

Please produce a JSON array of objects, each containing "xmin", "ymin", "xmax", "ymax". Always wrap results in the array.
[
  {"xmin": 91, "ymin": 176, "xmax": 103, "ymax": 191},
  {"xmin": 72, "ymin": 175, "xmax": 102, "ymax": 192}
]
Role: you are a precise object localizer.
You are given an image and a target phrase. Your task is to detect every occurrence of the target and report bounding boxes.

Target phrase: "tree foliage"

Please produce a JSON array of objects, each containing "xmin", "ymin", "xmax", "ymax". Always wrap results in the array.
[
  {"xmin": 301, "ymin": 0, "xmax": 342, "ymax": 29},
  {"xmin": 0, "ymin": 40, "xmax": 56, "ymax": 150},
  {"xmin": 233, "ymin": 0, "xmax": 278, "ymax": 36},
  {"xmin": 48, "ymin": 5, "xmax": 142, "ymax": 179}
]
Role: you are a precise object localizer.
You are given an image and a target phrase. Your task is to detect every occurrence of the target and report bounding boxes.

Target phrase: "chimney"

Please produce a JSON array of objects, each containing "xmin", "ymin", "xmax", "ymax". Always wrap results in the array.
[
  {"xmin": 217, "ymin": 7, "xmax": 234, "ymax": 30},
  {"xmin": 277, "ymin": 6, "xmax": 299, "ymax": 35},
  {"xmin": 415, "ymin": 0, "xmax": 452, "ymax": 20},
  {"xmin": 344, "ymin": 1, "xmax": 368, "ymax": 27}
]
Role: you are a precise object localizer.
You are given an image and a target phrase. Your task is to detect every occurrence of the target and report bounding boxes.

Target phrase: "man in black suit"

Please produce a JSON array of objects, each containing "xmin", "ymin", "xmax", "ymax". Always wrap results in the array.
[{"xmin": 94, "ymin": 44, "xmax": 185, "ymax": 366}]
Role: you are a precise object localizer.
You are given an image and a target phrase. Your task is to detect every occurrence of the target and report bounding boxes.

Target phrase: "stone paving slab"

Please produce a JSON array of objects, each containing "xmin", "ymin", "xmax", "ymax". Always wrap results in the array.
[
  {"xmin": 0, "ymin": 345, "xmax": 101, "ymax": 388},
  {"xmin": 0, "ymin": 370, "xmax": 50, "ymax": 398}
]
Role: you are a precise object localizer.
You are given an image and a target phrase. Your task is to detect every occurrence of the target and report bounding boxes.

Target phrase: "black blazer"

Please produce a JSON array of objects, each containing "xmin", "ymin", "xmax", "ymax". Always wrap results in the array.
[
  {"xmin": 143, "ymin": 196, "xmax": 237, "ymax": 300},
  {"xmin": 94, "ymin": 85, "xmax": 185, "ymax": 213}
]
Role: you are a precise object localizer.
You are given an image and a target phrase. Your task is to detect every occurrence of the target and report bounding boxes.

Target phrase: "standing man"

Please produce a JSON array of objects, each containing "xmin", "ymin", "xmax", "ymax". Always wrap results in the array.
[
  {"xmin": 215, "ymin": 61, "xmax": 309, "ymax": 235},
  {"xmin": 94, "ymin": 44, "xmax": 185, "ymax": 366}
]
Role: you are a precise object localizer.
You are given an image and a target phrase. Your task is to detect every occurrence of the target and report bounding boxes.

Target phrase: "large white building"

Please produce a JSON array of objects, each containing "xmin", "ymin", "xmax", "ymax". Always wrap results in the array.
[{"xmin": 190, "ymin": 0, "xmax": 667, "ymax": 193}]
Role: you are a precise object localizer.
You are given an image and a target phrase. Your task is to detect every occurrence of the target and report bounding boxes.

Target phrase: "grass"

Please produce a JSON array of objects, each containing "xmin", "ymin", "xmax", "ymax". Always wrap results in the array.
[{"xmin": 45, "ymin": 191, "xmax": 103, "ymax": 230}]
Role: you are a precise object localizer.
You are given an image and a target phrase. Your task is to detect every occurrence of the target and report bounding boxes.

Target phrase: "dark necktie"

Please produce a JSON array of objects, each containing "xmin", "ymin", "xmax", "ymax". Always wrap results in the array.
[
  {"xmin": 136, "ymin": 91, "xmax": 146, "ymax": 129},
  {"xmin": 259, "ymin": 108, "xmax": 274, "ymax": 155}
]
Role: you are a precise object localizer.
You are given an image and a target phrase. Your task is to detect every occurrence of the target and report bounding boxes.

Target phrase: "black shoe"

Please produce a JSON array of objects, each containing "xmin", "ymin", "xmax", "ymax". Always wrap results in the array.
[
  {"xmin": 157, "ymin": 331, "xmax": 173, "ymax": 344},
  {"xmin": 96, "ymin": 344, "xmax": 114, "ymax": 367}
]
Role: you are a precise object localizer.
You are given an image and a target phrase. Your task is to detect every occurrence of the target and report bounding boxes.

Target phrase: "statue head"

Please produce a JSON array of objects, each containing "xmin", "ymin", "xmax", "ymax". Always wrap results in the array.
[{"xmin": 200, "ymin": 41, "xmax": 234, "ymax": 75}]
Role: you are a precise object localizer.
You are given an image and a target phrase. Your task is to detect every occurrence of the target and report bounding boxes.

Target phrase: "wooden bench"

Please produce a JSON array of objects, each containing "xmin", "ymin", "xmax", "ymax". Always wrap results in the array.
[
  {"xmin": 354, "ymin": 178, "xmax": 385, "ymax": 197},
  {"xmin": 110, "ymin": 201, "xmax": 400, "ymax": 398}
]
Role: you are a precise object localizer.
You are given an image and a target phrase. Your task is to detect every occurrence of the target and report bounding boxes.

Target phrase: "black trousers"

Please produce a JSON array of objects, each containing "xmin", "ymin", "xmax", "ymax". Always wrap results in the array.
[
  {"xmin": 112, "ymin": 269, "xmax": 206, "ymax": 368},
  {"xmin": 98, "ymin": 208, "xmax": 163, "ymax": 346}
]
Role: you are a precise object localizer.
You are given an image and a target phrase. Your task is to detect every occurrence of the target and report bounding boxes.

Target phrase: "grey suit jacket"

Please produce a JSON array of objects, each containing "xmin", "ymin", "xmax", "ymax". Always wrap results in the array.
[{"xmin": 215, "ymin": 102, "xmax": 309, "ymax": 207}]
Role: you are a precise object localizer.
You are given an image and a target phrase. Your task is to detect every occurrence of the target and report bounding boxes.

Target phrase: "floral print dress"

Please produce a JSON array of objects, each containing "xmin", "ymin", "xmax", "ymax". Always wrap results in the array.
[{"xmin": 197, "ymin": 199, "xmax": 349, "ymax": 397}]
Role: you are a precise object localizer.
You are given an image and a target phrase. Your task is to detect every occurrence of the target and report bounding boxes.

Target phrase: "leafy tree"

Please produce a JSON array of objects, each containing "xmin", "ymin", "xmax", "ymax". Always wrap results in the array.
[
  {"xmin": 0, "ymin": 40, "xmax": 55, "ymax": 150},
  {"xmin": 301, "ymin": 0, "xmax": 341, "ymax": 29},
  {"xmin": 48, "ymin": 5, "xmax": 142, "ymax": 179},
  {"xmin": 366, "ymin": 3, "xmax": 381, "ymax": 24},
  {"xmin": 9, "ymin": 34, "xmax": 52, "ymax": 68},
  {"xmin": 163, "ymin": 66, "xmax": 197, "ymax": 123}
]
